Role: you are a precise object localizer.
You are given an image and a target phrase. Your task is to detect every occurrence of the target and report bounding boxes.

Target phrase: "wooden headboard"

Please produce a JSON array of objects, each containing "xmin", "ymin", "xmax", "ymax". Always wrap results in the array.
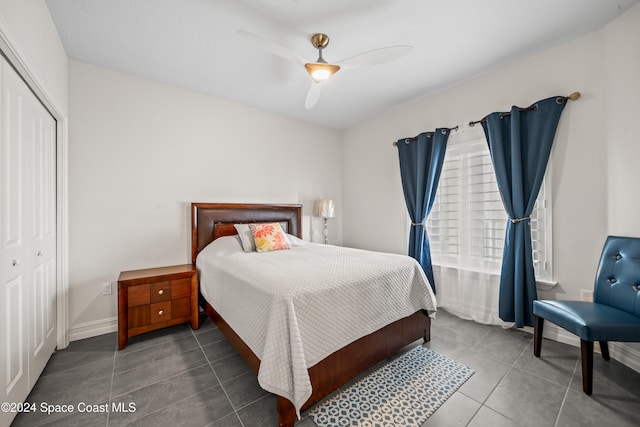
[{"xmin": 191, "ymin": 203, "xmax": 303, "ymax": 264}]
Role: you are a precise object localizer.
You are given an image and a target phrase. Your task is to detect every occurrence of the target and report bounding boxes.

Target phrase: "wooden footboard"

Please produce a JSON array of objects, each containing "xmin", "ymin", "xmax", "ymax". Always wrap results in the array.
[{"xmin": 205, "ymin": 302, "xmax": 431, "ymax": 426}]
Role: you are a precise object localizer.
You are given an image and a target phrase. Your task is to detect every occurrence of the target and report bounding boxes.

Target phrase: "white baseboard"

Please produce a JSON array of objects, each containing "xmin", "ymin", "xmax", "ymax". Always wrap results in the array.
[
  {"xmin": 524, "ymin": 323, "xmax": 640, "ymax": 374},
  {"xmin": 68, "ymin": 317, "xmax": 118, "ymax": 342},
  {"xmin": 609, "ymin": 342, "xmax": 640, "ymax": 373}
]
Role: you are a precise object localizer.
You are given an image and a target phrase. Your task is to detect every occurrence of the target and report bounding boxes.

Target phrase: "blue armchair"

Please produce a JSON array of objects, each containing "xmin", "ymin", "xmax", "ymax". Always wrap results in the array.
[{"xmin": 533, "ymin": 236, "xmax": 640, "ymax": 394}]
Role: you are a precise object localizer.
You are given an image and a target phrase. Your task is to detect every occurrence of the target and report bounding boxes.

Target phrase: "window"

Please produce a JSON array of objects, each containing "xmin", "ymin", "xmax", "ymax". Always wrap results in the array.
[{"xmin": 427, "ymin": 131, "xmax": 552, "ymax": 282}]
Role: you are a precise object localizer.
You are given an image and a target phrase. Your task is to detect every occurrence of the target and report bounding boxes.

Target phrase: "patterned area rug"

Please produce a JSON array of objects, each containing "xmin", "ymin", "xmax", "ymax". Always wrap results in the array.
[{"xmin": 307, "ymin": 346, "xmax": 474, "ymax": 427}]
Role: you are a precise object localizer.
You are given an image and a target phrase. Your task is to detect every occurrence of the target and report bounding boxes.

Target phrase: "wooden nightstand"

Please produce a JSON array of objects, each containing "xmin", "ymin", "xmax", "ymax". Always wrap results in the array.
[{"xmin": 117, "ymin": 264, "xmax": 199, "ymax": 350}]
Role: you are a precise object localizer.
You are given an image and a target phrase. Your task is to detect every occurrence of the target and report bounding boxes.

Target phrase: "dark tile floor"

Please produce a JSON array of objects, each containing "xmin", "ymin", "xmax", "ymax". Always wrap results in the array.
[{"xmin": 11, "ymin": 309, "xmax": 640, "ymax": 426}]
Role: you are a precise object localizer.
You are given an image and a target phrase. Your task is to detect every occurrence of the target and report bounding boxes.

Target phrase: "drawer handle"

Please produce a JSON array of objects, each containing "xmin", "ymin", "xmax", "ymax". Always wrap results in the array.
[
  {"xmin": 12, "ymin": 259, "xmax": 19, "ymax": 266},
  {"xmin": 158, "ymin": 289, "xmax": 164, "ymax": 295},
  {"xmin": 158, "ymin": 310, "xmax": 164, "ymax": 316}
]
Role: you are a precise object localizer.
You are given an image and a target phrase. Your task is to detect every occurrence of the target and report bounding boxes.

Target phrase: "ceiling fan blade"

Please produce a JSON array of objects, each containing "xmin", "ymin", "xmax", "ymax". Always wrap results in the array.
[
  {"xmin": 305, "ymin": 82, "xmax": 323, "ymax": 110},
  {"xmin": 237, "ymin": 29, "xmax": 306, "ymax": 65},
  {"xmin": 338, "ymin": 45, "xmax": 412, "ymax": 70}
]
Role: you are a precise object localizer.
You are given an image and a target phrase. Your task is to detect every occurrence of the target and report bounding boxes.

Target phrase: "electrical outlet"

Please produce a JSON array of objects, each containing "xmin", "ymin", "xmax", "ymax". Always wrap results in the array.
[
  {"xmin": 102, "ymin": 282, "xmax": 112, "ymax": 296},
  {"xmin": 580, "ymin": 289, "xmax": 593, "ymax": 302}
]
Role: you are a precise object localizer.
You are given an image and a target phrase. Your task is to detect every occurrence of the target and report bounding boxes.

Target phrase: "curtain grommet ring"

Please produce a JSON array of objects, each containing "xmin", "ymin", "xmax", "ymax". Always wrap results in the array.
[{"xmin": 556, "ymin": 97, "xmax": 565, "ymax": 104}]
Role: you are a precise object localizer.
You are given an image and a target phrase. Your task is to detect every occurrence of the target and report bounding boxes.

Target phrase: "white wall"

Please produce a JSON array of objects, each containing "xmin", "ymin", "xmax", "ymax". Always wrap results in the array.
[
  {"xmin": 342, "ymin": 3, "xmax": 640, "ymax": 368},
  {"xmin": 68, "ymin": 60, "xmax": 342, "ymax": 338},
  {"xmin": 606, "ymin": 3, "xmax": 640, "ymax": 235},
  {"xmin": 0, "ymin": 0, "xmax": 68, "ymax": 114},
  {"xmin": 604, "ymin": 2, "xmax": 640, "ymax": 359}
]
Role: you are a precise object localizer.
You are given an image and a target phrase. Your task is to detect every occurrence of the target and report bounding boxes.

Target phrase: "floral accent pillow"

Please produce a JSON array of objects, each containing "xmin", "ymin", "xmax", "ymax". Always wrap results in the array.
[{"xmin": 248, "ymin": 223, "xmax": 291, "ymax": 252}]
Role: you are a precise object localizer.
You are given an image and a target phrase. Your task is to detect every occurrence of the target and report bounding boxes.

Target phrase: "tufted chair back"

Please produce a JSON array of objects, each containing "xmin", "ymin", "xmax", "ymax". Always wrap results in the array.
[{"xmin": 594, "ymin": 236, "xmax": 640, "ymax": 317}]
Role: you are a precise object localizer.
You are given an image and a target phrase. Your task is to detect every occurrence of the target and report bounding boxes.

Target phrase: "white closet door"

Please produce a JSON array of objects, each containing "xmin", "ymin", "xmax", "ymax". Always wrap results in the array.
[
  {"xmin": 28, "ymin": 80, "xmax": 57, "ymax": 387},
  {"xmin": 1, "ymin": 56, "xmax": 57, "ymax": 425},
  {"xmin": 1, "ymin": 55, "xmax": 30, "ymax": 413}
]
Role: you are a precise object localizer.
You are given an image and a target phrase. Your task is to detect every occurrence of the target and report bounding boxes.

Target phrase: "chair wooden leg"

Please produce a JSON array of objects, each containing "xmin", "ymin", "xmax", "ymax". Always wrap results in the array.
[
  {"xmin": 533, "ymin": 315, "xmax": 544, "ymax": 357},
  {"xmin": 580, "ymin": 339, "xmax": 594, "ymax": 395},
  {"xmin": 599, "ymin": 341, "xmax": 610, "ymax": 361}
]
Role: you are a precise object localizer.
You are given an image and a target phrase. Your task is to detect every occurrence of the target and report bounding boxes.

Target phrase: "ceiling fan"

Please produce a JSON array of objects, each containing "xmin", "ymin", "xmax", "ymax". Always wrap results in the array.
[{"xmin": 237, "ymin": 30, "xmax": 412, "ymax": 109}]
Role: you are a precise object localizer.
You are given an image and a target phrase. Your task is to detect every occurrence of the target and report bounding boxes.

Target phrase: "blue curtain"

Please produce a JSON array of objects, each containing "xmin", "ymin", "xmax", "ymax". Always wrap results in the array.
[
  {"xmin": 481, "ymin": 96, "xmax": 566, "ymax": 327},
  {"xmin": 396, "ymin": 129, "xmax": 450, "ymax": 293}
]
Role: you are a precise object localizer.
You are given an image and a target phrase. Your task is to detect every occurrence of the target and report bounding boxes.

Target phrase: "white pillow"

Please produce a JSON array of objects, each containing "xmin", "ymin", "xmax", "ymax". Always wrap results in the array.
[
  {"xmin": 234, "ymin": 224, "xmax": 256, "ymax": 252},
  {"xmin": 286, "ymin": 233, "xmax": 305, "ymax": 246}
]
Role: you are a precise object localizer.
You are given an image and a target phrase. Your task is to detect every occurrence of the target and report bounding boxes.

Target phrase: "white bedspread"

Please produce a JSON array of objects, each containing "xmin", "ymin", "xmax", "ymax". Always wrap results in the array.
[{"xmin": 196, "ymin": 235, "xmax": 437, "ymax": 415}]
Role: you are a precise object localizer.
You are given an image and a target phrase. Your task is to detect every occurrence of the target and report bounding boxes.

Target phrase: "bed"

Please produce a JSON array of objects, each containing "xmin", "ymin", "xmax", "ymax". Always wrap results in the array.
[{"xmin": 191, "ymin": 202, "xmax": 436, "ymax": 426}]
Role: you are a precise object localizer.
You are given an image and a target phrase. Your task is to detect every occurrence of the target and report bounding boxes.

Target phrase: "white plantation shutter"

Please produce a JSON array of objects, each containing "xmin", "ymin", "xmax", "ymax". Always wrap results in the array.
[
  {"xmin": 427, "ymin": 135, "xmax": 552, "ymax": 281},
  {"xmin": 467, "ymin": 147, "xmax": 506, "ymax": 272},
  {"xmin": 428, "ymin": 153, "xmax": 461, "ymax": 264},
  {"xmin": 530, "ymin": 178, "xmax": 551, "ymax": 280}
]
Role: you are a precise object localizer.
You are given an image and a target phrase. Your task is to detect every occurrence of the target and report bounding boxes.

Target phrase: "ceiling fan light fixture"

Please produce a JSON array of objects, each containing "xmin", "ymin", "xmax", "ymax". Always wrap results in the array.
[{"xmin": 305, "ymin": 62, "xmax": 340, "ymax": 82}]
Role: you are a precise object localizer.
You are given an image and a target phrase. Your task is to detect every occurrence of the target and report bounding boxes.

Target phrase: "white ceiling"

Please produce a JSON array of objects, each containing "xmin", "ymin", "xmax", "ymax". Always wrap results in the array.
[{"xmin": 46, "ymin": 0, "xmax": 637, "ymax": 129}]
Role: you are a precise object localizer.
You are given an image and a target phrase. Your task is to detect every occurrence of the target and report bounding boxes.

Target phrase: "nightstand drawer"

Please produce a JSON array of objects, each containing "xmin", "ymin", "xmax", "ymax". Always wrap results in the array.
[
  {"xmin": 171, "ymin": 278, "xmax": 191, "ymax": 299},
  {"xmin": 150, "ymin": 281, "xmax": 171, "ymax": 303},
  {"xmin": 128, "ymin": 305, "xmax": 150, "ymax": 328},
  {"xmin": 150, "ymin": 301, "xmax": 172, "ymax": 323},
  {"xmin": 128, "ymin": 284, "xmax": 150, "ymax": 307},
  {"xmin": 171, "ymin": 297, "xmax": 190, "ymax": 319}
]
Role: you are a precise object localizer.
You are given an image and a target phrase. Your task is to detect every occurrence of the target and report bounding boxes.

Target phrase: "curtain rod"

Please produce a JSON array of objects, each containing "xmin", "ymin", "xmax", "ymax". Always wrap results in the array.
[
  {"xmin": 392, "ymin": 125, "xmax": 459, "ymax": 146},
  {"xmin": 468, "ymin": 92, "xmax": 581, "ymax": 127}
]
